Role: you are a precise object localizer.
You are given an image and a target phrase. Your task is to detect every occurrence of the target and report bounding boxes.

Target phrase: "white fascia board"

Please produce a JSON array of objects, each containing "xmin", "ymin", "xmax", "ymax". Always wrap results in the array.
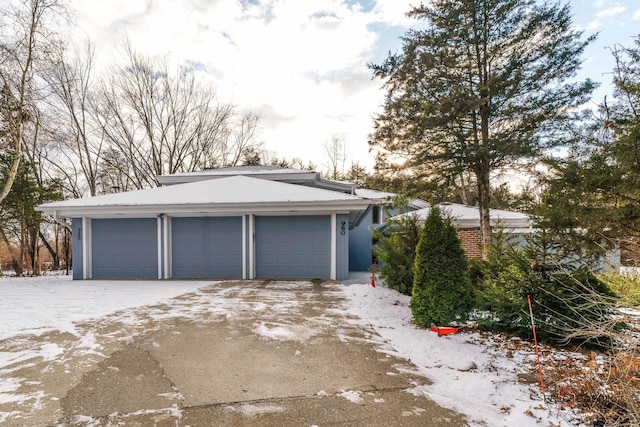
[{"xmin": 38, "ymin": 201, "xmax": 371, "ymax": 219}]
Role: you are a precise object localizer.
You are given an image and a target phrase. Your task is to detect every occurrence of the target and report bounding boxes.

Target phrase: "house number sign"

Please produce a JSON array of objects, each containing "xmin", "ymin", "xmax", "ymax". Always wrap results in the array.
[{"xmin": 340, "ymin": 221, "xmax": 346, "ymax": 235}]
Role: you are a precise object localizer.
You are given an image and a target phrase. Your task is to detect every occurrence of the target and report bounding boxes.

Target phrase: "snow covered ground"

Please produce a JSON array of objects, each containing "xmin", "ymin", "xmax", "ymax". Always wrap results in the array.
[{"xmin": 0, "ymin": 275, "xmax": 578, "ymax": 426}]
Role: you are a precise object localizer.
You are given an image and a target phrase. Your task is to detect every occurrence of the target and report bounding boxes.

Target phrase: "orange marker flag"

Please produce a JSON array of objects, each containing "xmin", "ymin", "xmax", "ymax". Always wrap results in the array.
[{"xmin": 371, "ymin": 262, "xmax": 376, "ymax": 287}]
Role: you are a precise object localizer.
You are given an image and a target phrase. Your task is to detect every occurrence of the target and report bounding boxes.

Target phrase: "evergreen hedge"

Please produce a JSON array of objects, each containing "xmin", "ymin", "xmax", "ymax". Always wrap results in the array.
[
  {"xmin": 372, "ymin": 214, "xmax": 421, "ymax": 296},
  {"xmin": 411, "ymin": 206, "xmax": 474, "ymax": 326}
]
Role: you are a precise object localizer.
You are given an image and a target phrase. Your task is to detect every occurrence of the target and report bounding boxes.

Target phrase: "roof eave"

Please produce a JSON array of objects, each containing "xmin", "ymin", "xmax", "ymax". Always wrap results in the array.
[{"xmin": 36, "ymin": 199, "xmax": 374, "ymax": 218}]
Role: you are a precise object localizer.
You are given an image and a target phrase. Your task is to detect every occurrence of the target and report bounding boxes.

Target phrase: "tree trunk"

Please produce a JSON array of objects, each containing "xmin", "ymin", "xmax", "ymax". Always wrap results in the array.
[
  {"xmin": 0, "ymin": 227, "xmax": 22, "ymax": 276},
  {"xmin": 0, "ymin": 156, "xmax": 21, "ymax": 204},
  {"xmin": 476, "ymin": 165, "xmax": 492, "ymax": 260},
  {"xmin": 39, "ymin": 230, "xmax": 59, "ymax": 269}
]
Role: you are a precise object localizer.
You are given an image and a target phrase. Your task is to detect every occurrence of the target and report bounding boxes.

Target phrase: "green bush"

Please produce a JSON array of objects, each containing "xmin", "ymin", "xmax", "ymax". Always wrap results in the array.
[
  {"xmin": 372, "ymin": 214, "xmax": 421, "ymax": 296},
  {"xmin": 477, "ymin": 231, "xmax": 620, "ymax": 347},
  {"xmin": 411, "ymin": 206, "xmax": 474, "ymax": 326},
  {"xmin": 599, "ymin": 272, "xmax": 640, "ymax": 308}
]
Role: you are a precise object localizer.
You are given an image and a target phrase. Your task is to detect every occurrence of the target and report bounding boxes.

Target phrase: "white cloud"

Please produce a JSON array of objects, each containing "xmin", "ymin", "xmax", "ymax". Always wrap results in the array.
[
  {"xmin": 634, "ymin": 8, "xmax": 640, "ymax": 20},
  {"xmin": 585, "ymin": 20, "xmax": 602, "ymax": 31},
  {"xmin": 596, "ymin": 6, "xmax": 626, "ymax": 17},
  {"xmin": 370, "ymin": 0, "xmax": 417, "ymax": 27},
  {"xmin": 66, "ymin": 0, "xmax": 405, "ymax": 168}
]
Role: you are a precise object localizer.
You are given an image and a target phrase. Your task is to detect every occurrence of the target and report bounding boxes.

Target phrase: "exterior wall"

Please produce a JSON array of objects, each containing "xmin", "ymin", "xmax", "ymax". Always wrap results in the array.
[
  {"xmin": 349, "ymin": 205, "xmax": 412, "ymax": 271},
  {"xmin": 72, "ymin": 218, "xmax": 83, "ymax": 280},
  {"xmin": 457, "ymin": 228, "xmax": 483, "ymax": 259},
  {"xmin": 91, "ymin": 218, "xmax": 158, "ymax": 279},
  {"xmin": 72, "ymin": 210, "xmax": 361, "ymax": 281},
  {"xmin": 349, "ymin": 208, "xmax": 374, "ymax": 271},
  {"xmin": 336, "ymin": 214, "xmax": 349, "ymax": 280}
]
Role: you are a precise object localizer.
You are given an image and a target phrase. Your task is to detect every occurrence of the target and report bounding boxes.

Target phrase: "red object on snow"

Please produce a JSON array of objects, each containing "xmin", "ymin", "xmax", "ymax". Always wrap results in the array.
[
  {"xmin": 371, "ymin": 262, "xmax": 376, "ymax": 288},
  {"xmin": 431, "ymin": 325, "xmax": 460, "ymax": 336}
]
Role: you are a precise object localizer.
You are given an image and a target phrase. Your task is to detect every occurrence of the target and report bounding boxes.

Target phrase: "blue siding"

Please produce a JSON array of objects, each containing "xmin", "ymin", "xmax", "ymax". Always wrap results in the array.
[
  {"xmin": 171, "ymin": 217, "xmax": 242, "ymax": 278},
  {"xmin": 255, "ymin": 216, "xmax": 330, "ymax": 279},
  {"xmin": 336, "ymin": 214, "xmax": 349, "ymax": 280},
  {"xmin": 92, "ymin": 218, "xmax": 157, "ymax": 279},
  {"xmin": 72, "ymin": 218, "xmax": 83, "ymax": 280},
  {"xmin": 349, "ymin": 208, "xmax": 374, "ymax": 271},
  {"xmin": 349, "ymin": 206, "xmax": 414, "ymax": 272}
]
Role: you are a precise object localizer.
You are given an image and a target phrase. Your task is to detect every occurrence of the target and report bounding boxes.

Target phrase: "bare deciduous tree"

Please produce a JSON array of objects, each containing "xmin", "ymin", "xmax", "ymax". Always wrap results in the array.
[
  {"xmin": 322, "ymin": 134, "xmax": 348, "ymax": 180},
  {"xmin": 43, "ymin": 42, "xmax": 102, "ymax": 196},
  {"xmin": 0, "ymin": 0, "xmax": 64, "ymax": 202},
  {"xmin": 92, "ymin": 43, "xmax": 261, "ymax": 189}
]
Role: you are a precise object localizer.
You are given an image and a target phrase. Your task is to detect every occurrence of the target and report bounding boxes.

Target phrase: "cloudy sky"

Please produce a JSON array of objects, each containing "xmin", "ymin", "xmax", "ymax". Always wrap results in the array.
[{"xmin": 68, "ymin": 0, "xmax": 640, "ymax": 171}]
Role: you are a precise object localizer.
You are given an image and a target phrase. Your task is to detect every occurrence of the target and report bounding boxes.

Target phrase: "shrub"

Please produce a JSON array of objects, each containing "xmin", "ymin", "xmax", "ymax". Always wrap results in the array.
[
  {"xmin": 372, "ymin": 214, "xmax": 421, "ymax": 295},
  {"xmin": 411, "ymin": 206, "xmax": 474, "ymax": 326},
  {"xmin": 600, "ymin": 272, "xmax": 640, "ymax": 308},
  {"xmin": 477, "ymin": 230, "xmax": 620, "ymax": 347}
]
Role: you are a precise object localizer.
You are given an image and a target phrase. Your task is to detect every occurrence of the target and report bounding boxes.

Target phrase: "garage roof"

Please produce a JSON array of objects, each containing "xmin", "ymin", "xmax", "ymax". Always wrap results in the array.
[
  {"xmin": 36, "ymin": 175, "xmax": 378, "ymax": 218},
  {"xmin": 156, "ymin": 166, "xmax": 317, "ymax": 185}
]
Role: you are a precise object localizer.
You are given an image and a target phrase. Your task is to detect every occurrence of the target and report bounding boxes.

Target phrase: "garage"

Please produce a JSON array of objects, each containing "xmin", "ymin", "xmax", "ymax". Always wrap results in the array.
[
  {"xmin": 38, "ymin": 171, "xmax": 378, "ymax": 281},
  {"xmin": 255, "ymin": 215, "xmax": 331, "ymax": 279},
  {"xmin": 91, "ymin": 218, "xmax": 158, "ymax": 279},
  {"xmin": 171, "ymin": 217, "xmax": 243, "ymax": 279}
]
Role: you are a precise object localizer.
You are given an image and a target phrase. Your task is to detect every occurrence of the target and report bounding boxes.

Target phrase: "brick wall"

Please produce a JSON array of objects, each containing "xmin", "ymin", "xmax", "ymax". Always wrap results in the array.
[{"xmin": 457, "ymin": 228, "xmax": 483, "ymax": 259}]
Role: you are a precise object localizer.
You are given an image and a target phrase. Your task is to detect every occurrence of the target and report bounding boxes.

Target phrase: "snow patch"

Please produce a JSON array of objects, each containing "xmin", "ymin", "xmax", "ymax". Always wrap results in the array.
[
  {"xmin": 338, "ymin": 390, "xmax": 363, "ymax": 403},
  {"xmin": 252, "ymin": 321, "xmax": 320, "ymax": 342},
  {"xmin": 0, "ymin": 277, "xmax": 211, "ymax": 340},
  {"xmin": 226, "ymin": 404, "xmax": 286, "ymax": 416},
  {"xmin": 0, "ymin": 377, "xmax": 21, "ymax": 396},
  {"xmin": 342, "ymin": 283, "xmax": 567, "ymax": 427}
]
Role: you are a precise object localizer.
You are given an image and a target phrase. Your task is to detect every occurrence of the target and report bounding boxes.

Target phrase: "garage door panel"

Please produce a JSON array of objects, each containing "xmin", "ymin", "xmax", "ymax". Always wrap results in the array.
[
  {"xmin": 92, "ymin": 218, "xmax": 158, "ymax": 279},
  {"xmin": 172, "ymin": 217, "xmax": 242, "ymax": 278},
  {"xmin": 255, "ymin": 216, "xmax": 330, "ymax": 279}
]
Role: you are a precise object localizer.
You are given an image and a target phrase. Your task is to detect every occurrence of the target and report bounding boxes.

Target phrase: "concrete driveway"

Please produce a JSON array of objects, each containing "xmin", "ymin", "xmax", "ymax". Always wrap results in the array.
[{"xmin": 2, "ymin": 280, "xmax": 467, "ymax": 426}]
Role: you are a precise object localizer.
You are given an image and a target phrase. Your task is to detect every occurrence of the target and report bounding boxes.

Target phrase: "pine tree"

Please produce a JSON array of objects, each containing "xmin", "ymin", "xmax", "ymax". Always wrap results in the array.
[
  {"xmin": 369, "ymin": 0, "xmax": 595, "ymax": 259},
  {"xmin": 539, "ymin": 35, "xmax": 640, "ymax": 264},
  {"xmin": 373, "ymin": 214, "xmax": 422, "ymax": 296},
  {"xmin": 411, "ymin": 206, "xmax": 474, "ymax": 326}
]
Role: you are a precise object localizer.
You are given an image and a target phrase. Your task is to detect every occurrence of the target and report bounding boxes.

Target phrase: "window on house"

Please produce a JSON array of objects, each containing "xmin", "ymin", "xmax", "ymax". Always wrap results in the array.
[{"xmin": 372, "ymin": 206, "xmax": 381, "ymax": 224}]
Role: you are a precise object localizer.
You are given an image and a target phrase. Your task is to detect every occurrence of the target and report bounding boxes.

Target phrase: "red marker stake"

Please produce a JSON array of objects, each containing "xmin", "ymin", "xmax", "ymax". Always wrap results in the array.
[
  {"xmin": 528, "ymin": 294, "xmax": 546, "ymax": 396},
  {"xmin": 371, "ymin": 262, "xmax": 376, "ymax": 288}
]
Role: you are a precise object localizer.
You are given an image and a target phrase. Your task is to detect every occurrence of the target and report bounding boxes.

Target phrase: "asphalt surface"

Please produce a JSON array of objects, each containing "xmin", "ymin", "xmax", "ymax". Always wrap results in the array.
[{"xmin": 1, "ymin": 280, "xmax": 468, "ymax": 426}]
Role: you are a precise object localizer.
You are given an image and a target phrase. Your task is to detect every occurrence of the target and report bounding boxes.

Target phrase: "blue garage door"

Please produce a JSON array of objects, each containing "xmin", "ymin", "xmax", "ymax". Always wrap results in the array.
[
  {"xmin": 172, "ymin": 217, "xmax": 242, "ymax": 278},
  {"xmin": 92, "ymin": 218, "xmax": 157, "ymax": 279},
  {"xmin": 255, "ymin": 216, "xmax": 331, "ymax": 279}
]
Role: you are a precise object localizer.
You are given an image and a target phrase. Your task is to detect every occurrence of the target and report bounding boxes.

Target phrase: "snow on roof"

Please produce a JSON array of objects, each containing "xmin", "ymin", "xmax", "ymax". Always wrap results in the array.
[
  {"xmin": 37, "ymin": 175, "xmax": 373, "ymax": 217},
  {"xmin": 398, "ymin": 202, "xmax": 533, "ymax": 229},
  {"xmin": 156, "ymin": 166, "xmax": 317, "ymax": 185},
  {"xmin": 355, "ymin": 188, "xmax": 396, "ymax": 200},
  {"xmin": 355, "ymin": 189, "xmax": 428, "ymax": 210},
  {"xmin": 167, "ymin": 166, "xmax": 312, "ymax": 176}
]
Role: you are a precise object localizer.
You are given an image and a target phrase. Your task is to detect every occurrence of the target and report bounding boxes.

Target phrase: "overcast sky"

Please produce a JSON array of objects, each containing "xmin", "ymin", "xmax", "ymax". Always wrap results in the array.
[{"xmin": 68, "ymin": 0, "xmax": 640, "ymax": 171}]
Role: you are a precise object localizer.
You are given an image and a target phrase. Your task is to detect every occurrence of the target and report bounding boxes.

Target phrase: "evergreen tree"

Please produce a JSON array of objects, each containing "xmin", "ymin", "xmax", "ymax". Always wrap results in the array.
[
  {"xmin": 477, "ymin": 228, "xmax": 619, "ymax": 347},
  {"xmin": 369, "ymin": 0, "xmax": 595, "ymax": 259},
  {"xmin": 540, "ymin": 35, "xmax": 640, "ymax": 264},
  {"xmin": 373, "ymin": 213, "xmax": 421, "ymax": 296},
  {"xmin": 411, "ymin": 206, "xmax": 474, "ymax": 326},
  {"xmin": 0, "ymin": 152, "xmax": 63, "ymax": 275}
]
